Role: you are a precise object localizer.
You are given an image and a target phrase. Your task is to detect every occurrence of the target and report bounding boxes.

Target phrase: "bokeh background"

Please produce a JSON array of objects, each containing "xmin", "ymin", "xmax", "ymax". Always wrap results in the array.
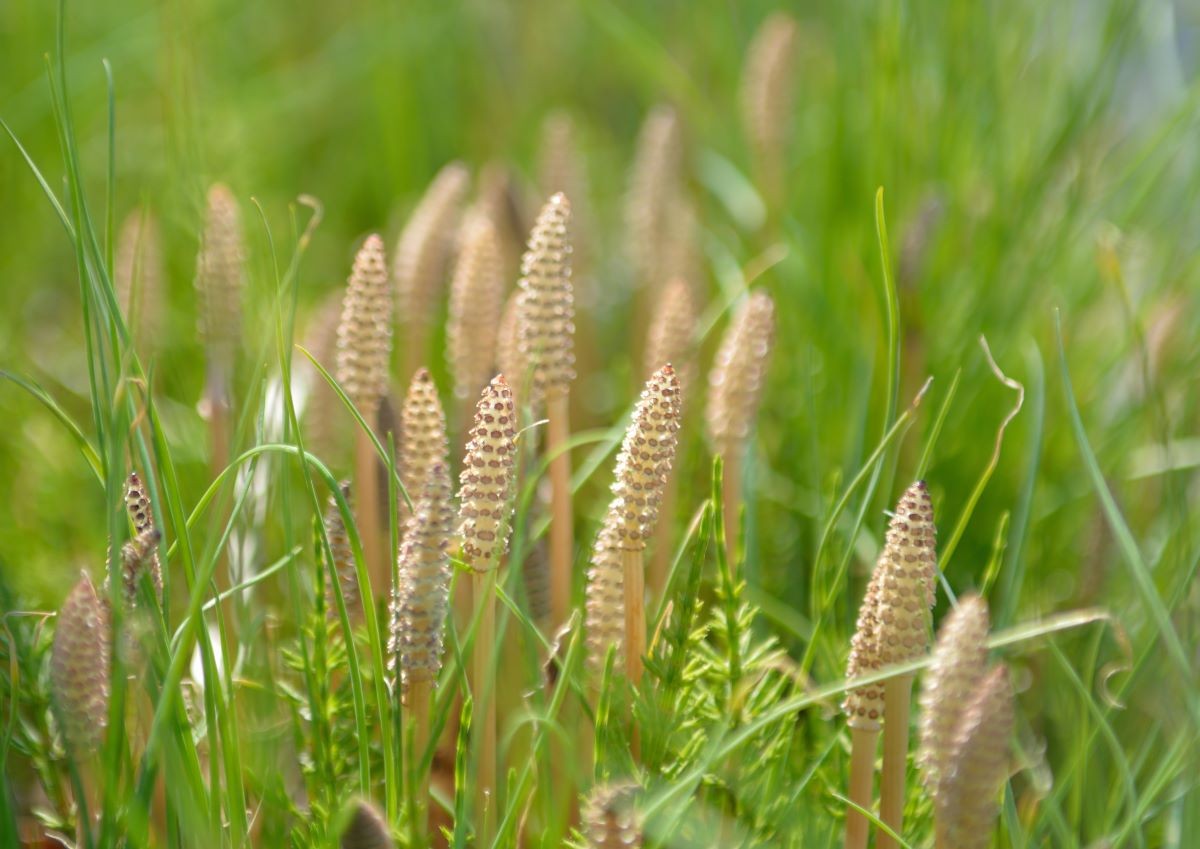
[{"xmin": 3, "ymin": 0, "xmax": 1199, "ymax": 757}]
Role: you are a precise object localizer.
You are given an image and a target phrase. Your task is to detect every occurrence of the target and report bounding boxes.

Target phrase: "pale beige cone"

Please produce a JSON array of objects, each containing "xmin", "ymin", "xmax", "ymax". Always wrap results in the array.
[
  {"xmin": 195, "ymin": 184, "xmax": 245, "ymax": 378},
  {"xmin": 457, "ymin": 376, "xmax": 517, "ymax": 572},
  {"xmin": 447, "ymin": 214, "xmax": 505, "ymax": 403},
  {"xmin": 336, "ymin": 234, "xmax": 393, "ymax": 417},
  {"xmin": 399, "ymin": 368, "xmax": 449, "ymax": 504},
  {"xmin": 516, "ymin": 193, "xmax": 575, "ymax": 407},
  {"xmin": 323, "ymin": 482, "xmax": 361, "ymax": 621},
  {"xmin": 50, "ymin": 573, "xmax": 111, "ymax": 756},
  {"xmin": 740, "ymin": 13, "xmax": 799, "ymax": 189},
  {"xmin": 625, "ymin": 105, "xmax": 683, "ymax": 288}
]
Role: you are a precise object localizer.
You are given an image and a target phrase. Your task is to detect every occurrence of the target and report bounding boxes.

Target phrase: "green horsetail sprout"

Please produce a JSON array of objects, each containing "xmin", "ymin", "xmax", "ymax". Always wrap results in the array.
[
  {"xmin": 196, "ymin": 183, "xmax": 245, "ymax": 380},
  {"xmin": 705, "ymin": 291, "xmax": 776, "ymax": 565},
  {"xmin": 399, "ymin": 368, "xmax": 449, "ymax": 509},
  {"xmin": 938, "ymin": 666, "xmax": 1014, "ymax": 849},
  {"xmin": 323, "ymin": 482, "xmax": 360, "ymax": 621},
  {"xmin": 842, "ymin": 563, "xmax": 884, "ymax": 849},
  {"xmin": 457, "ymin": 375, "xmax": 517, "ymax": 843},
  {"xmin": 587, "ymin": 365, "xmax": 682, "ymax": 685},
  {"xmin": 122, "ymin": 471, "xmax": 163, "ymax": 604},
  {"xmin": 447, "ymin": 214, "xmax": 504, "ymax": 407},
  {"xmin": 496, "ymin": 290, "xmax": 525, "ymax": 402},
  {"xmin": 337, "ymin": 234, "xmax": 393, "ymax": 596},
  {"xmin": 340, "ymin": 798, "xmax": 396, "ymax": 849},
  {"xmin": 115, "ymin": 209, "xmax": 163, "ymax": 348},
  {"xmin": 740, "ymin": 12, "xmax": 799, "ymax": 206},
  {"xmin": 394, "ymin": 162, "xmax": 470, "ymax": 378},
  {"xmin": 517, "ymin": 193, "xmax": 576, "ymax": 629},
  {"xmin": 875, "ymin": 481, "xmax": 938, "ymax": 849},
  {"xmin": 918, "ymin": 595, "xmax": 990, "ymax": 801},
  {"xmin": 51, "ymin": 573, "xmax": 111, "ymax": 757},
  {"xmin": 624, "ymin": 105, "xmax": 682, "ymax": 288},
  {"xmin": 582, "ymin": 782, "xmax": 643, "ymax": 849}
]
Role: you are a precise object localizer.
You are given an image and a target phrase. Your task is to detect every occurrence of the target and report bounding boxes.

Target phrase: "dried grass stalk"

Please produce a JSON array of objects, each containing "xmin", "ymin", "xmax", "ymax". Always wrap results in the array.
[
  {"xmin": 51, "ymin": 573, "xmax": 111, "ymax": 757},
  {"xmin": 447, "ymin": 215, "xmax": 505, "ymax": 404}
]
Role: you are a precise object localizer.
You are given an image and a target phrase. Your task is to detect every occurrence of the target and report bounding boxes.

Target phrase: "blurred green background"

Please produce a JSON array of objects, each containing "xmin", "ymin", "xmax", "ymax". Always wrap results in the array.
[{"xmin": 2, "ymin": 0, "xmax": 1198, "ymax": 694}]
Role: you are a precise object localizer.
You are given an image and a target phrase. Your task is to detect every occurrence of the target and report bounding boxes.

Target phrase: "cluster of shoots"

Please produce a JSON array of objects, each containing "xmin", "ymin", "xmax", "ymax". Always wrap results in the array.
[{"xmin": 843, "ymin": 484, "xmax": 1013, "ymax": 849}]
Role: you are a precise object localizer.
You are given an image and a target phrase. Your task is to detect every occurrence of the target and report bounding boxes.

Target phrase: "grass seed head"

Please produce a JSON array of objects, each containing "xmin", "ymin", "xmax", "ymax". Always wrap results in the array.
[
  {"xmin": 394, "ymin": 162, "xmax": 470, "ymax": 338},
  {"xmin": 705, "ymin": 291, "xmax": 776, "ymax": 456},
  {"xmin": 607, "ymin": 364, "xmax": 682, "ymax": 550},
  {"xmin": 195, "ymin": 183, "xmax": 245, "ymax": 376},
  {"xmin": 582, "ymin": 781, "xmax": 643, "ymax": 848},
  {"xmin": 740, "ymin": 13, "xmax": 799, "ymax": 172},
  {"xmin": 874, "ymin": 481, "xmax": 937, "ymax": 667},
  {"xmin": 918, "ymin": 594, "xmax": 990, "ymax": 798},
  {"xmin": 50, "ymin": 572, "xmax": 111, "ymax": 756},
  {"xmin": 625, "ymin": 105, "xmax": 683, "ymax": 288},
  {"xmin": 400, "ymin": 367, "xmax": 449, "ymax": 502},
  {"xmin": 457, "ymin": 375, "xmax": 517, "ymax": 572},
  {"xmin": 644, "ymin": 278, "xmax": 698, "ymax": 394},
  {"xmin": 339, "ymin": 798, "xmax": 395, "ymax": 849},
  {"xmin": 116, "ymin": 209, "xmax": 164, "ymax": 347},
  {"xmin": 388, "ymin": 462, "xmax": 454, "ymax": 689},
  {"xmin": 447, "ymin": 213, "xmax": 505, "ymax": 401},
  {"xmin": 516, "ymin": 193, "xmax": 575, "ymax": 404},
  {"xmin": 323, "ymin": 482, "xmax": 360, "ymax": 620},
  {"xmin": 939, "ymin": 665, "xmax": 1014, "ymax": 849},
  {"xmin": 336, "ymin": 234, "xmax": 393, "ymax": 416}
]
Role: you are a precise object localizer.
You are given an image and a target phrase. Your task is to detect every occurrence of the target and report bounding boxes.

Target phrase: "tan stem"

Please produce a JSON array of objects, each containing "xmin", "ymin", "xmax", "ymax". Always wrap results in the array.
[
  {"xmin": 622, "ymin": 549, "xmax": 646, "ymax": 687},
  {"xmin": 722, "ymin": 448, "xmax": 741, "ymax": 570},
  {"xmin": 845, "ymin": 726, "xmax": 878, "ymax": 849},
  {"xmin": 648, "ymin": 468, "xmax": 678, "ymax": 601},
  {"xmin": 547, "ymin": 392, "xmax": 573, "ymax": 628},
  {"xmin": 472, "ymin": 569, "xmax": 497, "ymax": 846},
  {"xmin": 354, "ymin": 427, "xmax": 386, "ymax": 600},
  {"xmin": 408, "ymin": 677, "xmax": 433, "ymax": 845},
  {"xmin": 879, "ymin": 675, "xmax": 914, "ymax": 849}
]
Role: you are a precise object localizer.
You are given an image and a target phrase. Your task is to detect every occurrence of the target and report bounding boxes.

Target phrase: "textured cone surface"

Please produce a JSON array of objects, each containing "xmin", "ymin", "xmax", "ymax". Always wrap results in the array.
[
  {"xmin": 394, "ymin": 162, "xmax": 470, "ymax": 336},
  {"xmin": 585, "ymin": 517, "xmax": 626, "ymax": 677},
  {"xmin": 740, "ymin": 13, "xmax": 799, "ymax": 164},
  {"xmin": 115, "ymin": 210, "xmax": 164, "ymax": 347},
  {"xmin": 400, "ymin": 368, "xmax": 449, "ymax": 503},
  {"xmin": 336, "ymin": 234, "xmax": 393, "ymax": 416},
  {"xmin": 583, "ymin": 781, "xmax": 643, "ymax": 849},
  {"xmin": 388, "ymin": 463, "xmax": 454, "ymax": 688},
  {"xmin": 447, "ymin": 214, "xmax": 504, "ymax": 401},
  {"xmin": 919, "ymin": 594, "xmax": 989, "ymax": 797},
  {"xmin": 324, "ymin": 482, "xmax": 360, "ymax": 620},
  {"xmin": 607, "ymin": 365, "xmax": 682, "ymax": 550},
  {"xmin": 123, "ymin": 471, "xmax": 163, "ymax": 603},
  {"xmin": 874, "ymin": 481, "xmax": 937, "ymax": 666},
  {"xmin": 340, "ymin": 799, "xmax": 395, "ymax": 849},
  {"xmin": 50, "ymin": 574, "xmax": 111, "ymax": 756},
  {"xmin": 940, "ymin": 665, "xmax": 1014, "ymax": 849},
  {"xmin": 644, "ymin": 278, "xmax": 697, "ymax": 394},
  {"xmin": 196, "ymin": 184, "xmax": 245, "ymax": 375},
  {"xmin": 705, "ymin": 291, "xmax": 776, "ymax": 455},
  {"xmin": 842, "ymin": 564, "xmax": 885, "ymax": 729},
  {"xmin": 625, "ymin": 105, "xmax": 683, "ymax": 288},
  {"xmin": 457, "ymin": 376, "xmax": 517, "ymax": 572},
  {"xmin": 516, "ymin": 193, "xmax": 575, "ymax": 404}
]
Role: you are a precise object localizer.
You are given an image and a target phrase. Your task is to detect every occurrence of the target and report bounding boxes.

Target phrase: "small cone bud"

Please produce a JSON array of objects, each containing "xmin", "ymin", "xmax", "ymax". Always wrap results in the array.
[
  {"xmin": 50, "ymin": 573, "xmax": 111, "ymax": 756},
  {"xmin": 457, "ymin": 376, "xmax": 517, "ymax": 572},
  {"xmin": 705, "ymin": 292, "xmax": 775, "ymax": 457},
  {"xmin": 336, "ymin": 234, "xmax": 393, "ymax": 416},
  {"xmin": 516, "ymin": 193, "xmax": 575, "ymax": 405}
]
